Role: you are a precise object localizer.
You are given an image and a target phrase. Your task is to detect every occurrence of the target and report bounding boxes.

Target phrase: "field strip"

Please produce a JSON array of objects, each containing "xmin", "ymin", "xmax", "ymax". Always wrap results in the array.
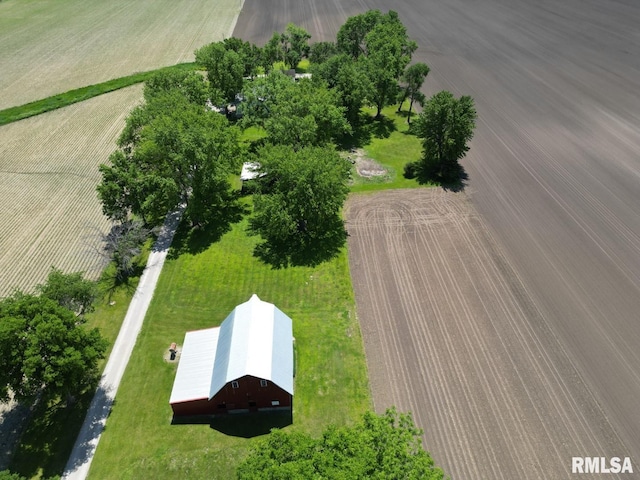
[
  {"xmin": 0, "ymin": 85, "xmax": 143, "ymax": 297},
  {"xmin": 0, "ymin": 0, "xmax": 243, "ymax": 110},
  {"xmin": 346, "ymin": 189, "xmax": 630, "ymax": 479}
]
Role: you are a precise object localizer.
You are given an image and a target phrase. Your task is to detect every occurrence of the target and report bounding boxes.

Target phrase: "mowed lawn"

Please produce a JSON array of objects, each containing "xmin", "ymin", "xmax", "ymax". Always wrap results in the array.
[
  {"xmin": 0, "ymin": 0, "xmax": 243, "ymax": 110},
  {"xmin": 88, "ymin": 216, "xmax": 371, "ymax": 479}
]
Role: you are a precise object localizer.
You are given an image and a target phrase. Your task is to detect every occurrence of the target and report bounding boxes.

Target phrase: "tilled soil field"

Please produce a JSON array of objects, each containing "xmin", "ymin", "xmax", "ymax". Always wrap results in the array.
[{"xmin": 346, "ymin": 190, "xmax": 629, "ymax": 479}]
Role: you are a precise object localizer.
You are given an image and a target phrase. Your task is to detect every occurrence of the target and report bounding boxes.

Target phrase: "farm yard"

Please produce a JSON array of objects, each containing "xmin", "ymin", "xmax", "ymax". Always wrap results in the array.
[
  {"xmin": 0, "ymin": 0, "xmax": 243, "ymax": 109},
  {"xmin": 1, "ymin": 0, "xmax": 640, "ymax": 478}
]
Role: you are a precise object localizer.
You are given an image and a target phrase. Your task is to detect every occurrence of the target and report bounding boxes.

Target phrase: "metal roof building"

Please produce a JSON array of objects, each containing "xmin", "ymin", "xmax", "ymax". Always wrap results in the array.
[{"xmin": 170, "ymin": 294, "xmax": 294, "ymax": 417}]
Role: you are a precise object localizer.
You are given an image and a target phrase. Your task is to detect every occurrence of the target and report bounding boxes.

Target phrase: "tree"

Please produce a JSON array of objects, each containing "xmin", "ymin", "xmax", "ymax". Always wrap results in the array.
[
  {"xmin": 101, "ymin": 220, "xmax": 153, "ymax": 281},
  {"xmin": 282, "ymin": 23, "xmax": 312, "ymax": 69},
  {"xmin": 363, "ymin": 13, "xmax": 417, "ymax": 118},
  {"xmin": 261, "ymin": 24, "xmax": 311, "ymax": 70},
  {"xmin": 195, "ymin": 41, "xmax": 244, "ymax": 103},
  {"xmin": 97, "ymin": 90, "xmax": 244, "ymax": 228},
  {"xmin": 336, "ymin": 9, "xmax": 383, "ymax": 59},
  {"xmin": 36, "ymin": 267, "xmax": 98, "ymax": 317},
  {"xmin": 0, "ymin": 292, "xmax": 107, "ymax": 405},
  {"xmin": 308, "ymin": 40, "xmax": 338, "ymax": 64},
  {"xmin": 242, "ymin": 72, "xmax": 350, "ymax": 150},
  {"xmin": 143, "ymin": 69, "xmax": 208, "ymax": 106},
  {"xmin": 411, "ymin": 91, "xmax": 477, "ymax": 183},
  {"xmin": 311, "ymin": 53, "xmax": 372, "ymax": 126},
  {"xmin": 248, "ymin": 145, "xmax": 351, "ymax": 267},
  {"xmin": 221, "ymin": 37, "xmax": 262, "ymax": 77},
  {"xmin": 237, "ymin": 408, "xmax": 447, "ymax": 479},
  {"xmin": 398, "ymin": 62, "xmax": 430, "ymax": 123}
]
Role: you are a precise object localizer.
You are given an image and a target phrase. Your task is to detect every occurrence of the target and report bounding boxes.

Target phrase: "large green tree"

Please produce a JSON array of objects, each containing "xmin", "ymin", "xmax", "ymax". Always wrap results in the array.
[
  {"xmin": 242, "ymin": 72, "xmax": 349, "ymax": 149},
  {"xmin": 36, "ymin": 267, "xmax": 98, "ymax": 317},
  {"xmin": 195, "ymin": 41, "xmax": 244, "ymax": 103},
  {"xmin": 237, "ymin": 408, "xmax": 447, "ymax": 479},
  {"xmin": 363, "ymin": 12, "xmax": 417, "ymax": 117},
  {"xmin": 262, "ymin": 23, "xmax": 311, "ymax": 70},
  {"xmin": 97, "ymin": 90, "xmax": 243, "ymax": 227},
  {"xmin": 311, "ymin": 53, "xmax": 372, "ymax": 126},
  {"xmin": 248, "ymin": 145, "xmax": 350, "ymax": 267},
  {"xmin": 412, "ymin": 90, "xmax": 477, "ymax": 182},
  {"xmin": 336, "ymin": 9, "xmax": 383, "ymax": 59},
  {"xmin": 0, "ymin": 292, "xmax": 107, "ymax": 404}
]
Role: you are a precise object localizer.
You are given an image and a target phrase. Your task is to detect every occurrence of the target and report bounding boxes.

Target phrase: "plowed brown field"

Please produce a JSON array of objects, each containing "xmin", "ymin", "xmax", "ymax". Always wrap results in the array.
[{"xmin": 346, "ymin": 190, "xmax": 629, "ymax": 479}]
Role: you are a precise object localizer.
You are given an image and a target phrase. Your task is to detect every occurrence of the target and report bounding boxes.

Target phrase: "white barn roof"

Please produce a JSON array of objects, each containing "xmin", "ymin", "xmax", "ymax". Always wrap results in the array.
[
  {"xmin": 169, "ymin": 327, "xmax": 219, "ymax": 404},
  {"xmin": 170, "ymin": 294, "xmax": 293, "ymax": 406}
]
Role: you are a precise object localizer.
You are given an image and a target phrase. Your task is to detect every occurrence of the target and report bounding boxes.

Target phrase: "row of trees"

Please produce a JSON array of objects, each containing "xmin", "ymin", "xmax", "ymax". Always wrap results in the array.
[
  {"xmin": 97, "ymin": 9, "xmax": 476, "ymax": 269},
  {"xmin": 0, "ymin": 268, "xmax": 107, "ymax": 406}
]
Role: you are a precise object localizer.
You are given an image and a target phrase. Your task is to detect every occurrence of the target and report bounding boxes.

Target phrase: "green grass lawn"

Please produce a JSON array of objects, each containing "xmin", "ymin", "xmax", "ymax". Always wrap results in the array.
[
  {"xmin": 87, "ymin": 215, "xmax": 371, "ymax": 479},
  {"xmin": 348, "ymin": 105, "xmax": 431, "ymax": 193}
]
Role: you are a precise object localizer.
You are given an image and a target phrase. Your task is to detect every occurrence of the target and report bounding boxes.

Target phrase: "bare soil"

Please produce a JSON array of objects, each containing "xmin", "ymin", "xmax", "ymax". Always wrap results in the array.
[{"xmin": 346, "ymin": 190, "xmax": 629, "ymax": 479}]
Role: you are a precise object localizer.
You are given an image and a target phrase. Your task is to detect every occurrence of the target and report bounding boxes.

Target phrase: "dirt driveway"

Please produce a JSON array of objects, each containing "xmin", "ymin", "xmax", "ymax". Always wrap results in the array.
[{"xmin": 345, "ymin": 189, "xmax": 630, "ymax": 479}]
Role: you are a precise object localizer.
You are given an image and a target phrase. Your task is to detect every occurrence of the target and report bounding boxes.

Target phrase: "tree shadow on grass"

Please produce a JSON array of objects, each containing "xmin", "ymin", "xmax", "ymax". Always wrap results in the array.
[
  {"xmin": 338, "ymin": 112, "xmax": 397, "ymax": 150},
  {"xmin": 251, "ymin": 222, "xmax": 347, "ymax": 269},
  {"xmin": 168, "ymin": 202, "xmax": 248, "ymax": 259},
  {"xmin": 9, "ymin": 383, "xmax": 111, "ymax": 479},
  {"xmin": 404, "ymin": 161, "xmax": 469, "ymax": 192}
]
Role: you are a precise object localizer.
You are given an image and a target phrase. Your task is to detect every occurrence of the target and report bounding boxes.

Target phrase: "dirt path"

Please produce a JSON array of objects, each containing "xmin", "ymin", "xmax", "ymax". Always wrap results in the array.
[{"xmin": 346, "ymin": 189, "xmax": 631, "ymax": 479}]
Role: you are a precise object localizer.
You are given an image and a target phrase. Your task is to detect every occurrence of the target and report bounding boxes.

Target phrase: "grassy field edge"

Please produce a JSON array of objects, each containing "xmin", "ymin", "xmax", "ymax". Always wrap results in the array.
[{"xmin": 0, "ymin": 63, "xmax": 198, "ymax": 127}]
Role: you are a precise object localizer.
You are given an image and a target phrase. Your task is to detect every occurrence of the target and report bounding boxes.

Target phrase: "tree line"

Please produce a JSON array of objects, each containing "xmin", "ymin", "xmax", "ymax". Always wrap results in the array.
[{"xmin": 97, "ymin": 9, "xmax": 476, "ymax": 271}]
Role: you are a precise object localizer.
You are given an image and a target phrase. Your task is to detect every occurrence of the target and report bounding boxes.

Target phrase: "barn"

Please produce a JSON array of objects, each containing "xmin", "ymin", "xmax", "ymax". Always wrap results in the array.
[{"xmin": 169, "ymin": 294, "xmax": 294, "ymax": 418}]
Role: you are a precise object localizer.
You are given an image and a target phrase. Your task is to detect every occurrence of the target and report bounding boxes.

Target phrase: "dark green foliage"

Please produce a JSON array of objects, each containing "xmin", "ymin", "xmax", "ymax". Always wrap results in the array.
[
  {"xmin": 36, "ymin": 267, "xmax": 98, "ymax": 317},
  {"xmin": 262, "ymin": 24, "xmax": 312, "ymax": 70},
  {"xmin": 411, "ymin": 91, "xmax": 477, "ymax": 185},
  {"xmin": 0, "ymin": 293, "xmax": 107, "ymax": 404},
  {"xmin": 221, "ymin": 37, "xmax": 263, "ymax": 77},
  {"xmin": 336, "ymin": 9, "xmax": 384, "ymax": 59},
  {"xmin": 237, "ymin": 408, "xmax": 447, "ymax": 479},
  {"xmin": 97, "ymin": 90, "xmax": 244, "ymax": 228},
  {"xmin": 308, "ymin": 41, "xmax": 338, "ymax": 64},
  {"xmin": 242, "ymin": 72, "xmax": 350, "ymax": 150},
  {"xmin": 398, "ymin": 62, "xmax": 430, "ymax": 123},
  {"xmin": 363, "ymin": 12, "xmax": 417, "ymax": 117},
  {"xmin": 311, "ymin": 54, "xmax": 372, "ymax": 126},
  {"xmin": 195, "ymin": 42, "xmax": 244, "ymax": 103},
  {"xmin": 248, "ymin": 145, "xmax": 351, "ymax": 268},
  {"xmin": 0, "ymin": 471, "xmax": 27, "ymax": 480},
  {"xmin": 143, "ymin": 69, "xmax": 208, "ymax": 105}
]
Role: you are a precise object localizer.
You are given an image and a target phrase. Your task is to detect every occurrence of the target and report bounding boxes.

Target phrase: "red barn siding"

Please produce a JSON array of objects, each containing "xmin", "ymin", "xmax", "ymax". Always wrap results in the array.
[{"xmin": 171, "ymin": 375, "xmax": 292, "ymax": 417}]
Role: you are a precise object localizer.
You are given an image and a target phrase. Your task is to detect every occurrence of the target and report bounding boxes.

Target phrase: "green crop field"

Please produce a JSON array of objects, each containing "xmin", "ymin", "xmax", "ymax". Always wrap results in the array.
[
  {"xmin": 0, "ymin": 0, "xmax": 243, "ymax": 110},
  {"xmin": 87, "ymin": 216, "xmax": 371, "ymax": 479}
]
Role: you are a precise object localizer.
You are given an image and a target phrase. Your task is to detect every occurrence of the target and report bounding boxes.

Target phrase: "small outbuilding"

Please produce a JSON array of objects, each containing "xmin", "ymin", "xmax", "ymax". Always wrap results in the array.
[{"xmin": 169, "ymin": 294, "xmax": 294, "ymax": 418}]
